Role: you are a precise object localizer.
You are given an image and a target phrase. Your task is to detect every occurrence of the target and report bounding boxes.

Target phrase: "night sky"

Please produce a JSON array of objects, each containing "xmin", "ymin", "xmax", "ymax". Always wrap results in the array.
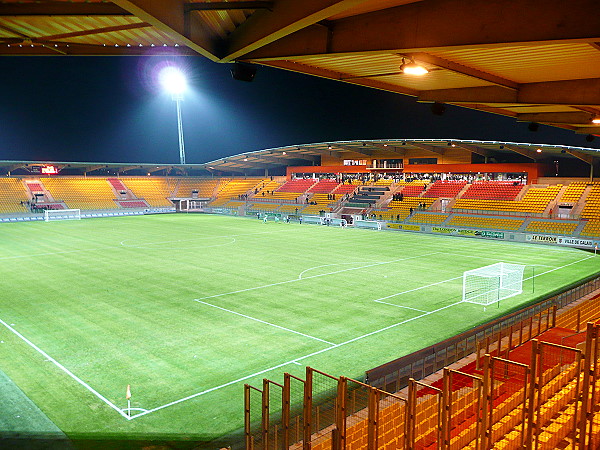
[{"xmin": 1, "ymin": 56, "xmax": 598, "ymax": 164}]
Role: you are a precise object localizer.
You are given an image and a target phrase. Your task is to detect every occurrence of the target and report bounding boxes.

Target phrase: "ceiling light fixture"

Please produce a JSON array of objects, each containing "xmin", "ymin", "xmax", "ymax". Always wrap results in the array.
[
  {"xmin": 592, "ymin": 117, "xmax": 600, "ymax": 124},
  {"xmin": 400, "ymin": 57, "xmax": 429, "ymax": 76}
]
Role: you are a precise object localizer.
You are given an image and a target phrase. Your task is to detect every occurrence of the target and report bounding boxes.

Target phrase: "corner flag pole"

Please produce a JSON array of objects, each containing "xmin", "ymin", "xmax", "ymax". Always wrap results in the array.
[{"xmin": 126, "ymin": 384, "xmax": 131, "ymax": 418}]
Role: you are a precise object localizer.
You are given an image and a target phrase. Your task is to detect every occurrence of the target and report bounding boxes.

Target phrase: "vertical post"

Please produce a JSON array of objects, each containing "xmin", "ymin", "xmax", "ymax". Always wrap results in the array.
[
  {"xmin": 407, "ymin": 379, "xmax": 416, "ymax": 448},
  {"xmin": 335, "ymin": 376, "xmax": 347, "ymax": 450},
  {"xmin": 442, "ymin": 368, "xmax": 451, "ymax": 450},
  {"xmin": 262, "ymin": 379, "xmax": 270, "ymax": 449},
  {"xmin": 577, "ymin": 310, "xmax": 581, "ymax": 333},
  {"xmin": 244, "ymin": 385, "xmax": 252, "ymax": 450},
  {"xmin": 579, "ymin": 322, "xmax": 596, "ymax": 449},
  {"xmin": 174, "ymin": 96, "xmax": 186, "ymax": 165},
  {"xmin": 304, "ymin": 367, "xmax": 313, "ymax": 450},
  {"xmin": 481, "ymin": 355, "xmax": 492, "ymax": 450},
  {"xmin": 282, "ymin": 374, "xmax": 291, "ymax": 450},
  {"xmin": 525, "ymin": 340, "xmax": 539, "ymax": 449},
  {"xmin": 551, "ymin": 305, "xmax": 556, "ymax": 328},
  {"xmin": 367, "ymin": 387, "xmax": 379, "ymax": 450}
]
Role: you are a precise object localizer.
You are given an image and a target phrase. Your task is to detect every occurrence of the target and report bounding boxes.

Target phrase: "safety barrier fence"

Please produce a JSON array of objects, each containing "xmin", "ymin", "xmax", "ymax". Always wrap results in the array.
[
  {"xmin": 244, "ymin": 275, "xmax": 600, "ymax": 449},
  {"xmin": 245, "ymin": 327, "xmax": 600, "ymax": 449}
]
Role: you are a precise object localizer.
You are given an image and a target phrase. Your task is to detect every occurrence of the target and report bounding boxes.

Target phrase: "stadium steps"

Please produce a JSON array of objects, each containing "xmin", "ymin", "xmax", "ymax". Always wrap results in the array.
[
  {"xmin": 571, "ymin": 184, "xmax": 595, "ymax": 216},
  {"xmin": 25, "ymin": 179, "xmax": 54, "ymax": 202}
]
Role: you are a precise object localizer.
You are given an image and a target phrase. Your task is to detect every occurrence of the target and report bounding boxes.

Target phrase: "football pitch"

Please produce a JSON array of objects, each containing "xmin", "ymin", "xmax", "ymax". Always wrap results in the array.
[{"xmin": 0, "ymin": 213, "xmax": 598, "ymax": 446}]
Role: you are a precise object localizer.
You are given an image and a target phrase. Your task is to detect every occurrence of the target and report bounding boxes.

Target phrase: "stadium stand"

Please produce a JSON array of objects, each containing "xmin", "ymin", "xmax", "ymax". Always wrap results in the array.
[
  {"xmin": 255, "ymin": 179, "xmax": 283, "ymax": 196},
  {"xmin": 216, "ymin": 178, "xmax": 264, "ymax": 200},
  {"xmin": 580, "ymin": 183, "xmax": 600, "ymax": 220},
  {"xmin": 0, "ymin": 178, "xmax": 30, "ymax": 213},
  {"xmin": 580, "ymin": 220, "xmax": 600, "ymax": 238},
  {"xmin": 308, "ymin": 179, "xmax": 339, "ymax": 193},
  {"xmin": 332, "ymin": 183, "xmax": 358, "ymax": 196},
  {"xmin": 107, "ymin": 178, "xmax": 127, "ymax": 192},
  {"xmin": 302, "ymin": 193, "xmax": 333, "ymax": 214},
  {"xmin": 448, "ymin": 215, "xmax": 524, "ymax": 231},
  {"xmin": 277, "ymin": 178, "xmax": 317, "ymax": 192},
  {"xmin": 461, "ymin": 181, "xmax": 523, "ymax": 200},
  {"xmin": 559, "ymin": 181, "xmax": 587, "ymax": 203},
  {"xmin": 397, "ymin": 181, "xmax": 428, "ymax": 197},
  {"xmin": 174, "ymin": 178, "xmax": 223, "ymax": 198},
  {"xmin": 525, "ymin": 220, "xmax": 579, "ymax": 235},
  {"xmin": 40, "ymin": 177, "xmax": 117, "ymax": 210},
  {"xmin": 374, "ymin": 178, "xmax": 394, "ymax": 186},
  {"xmin": 120, "ymin": 177, "xmax": 174, "ymax": 207},
  {"xmin": 372, "ymin": 197, "xmax": 435, "ymax": 221},
  {"xmin": 422, "ymin": 180, "xmax": 467, "ymax": 198},
  {"xmin": 453, "ymin": 184, "xmax": 561, "ymax": 215}
]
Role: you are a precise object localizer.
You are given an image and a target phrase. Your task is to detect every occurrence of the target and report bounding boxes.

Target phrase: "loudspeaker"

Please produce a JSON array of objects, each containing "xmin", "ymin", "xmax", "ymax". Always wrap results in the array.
[
  {"xmin": 231, "ymin": 62, "xmax": 257, "ymax": 82},
  {"xmin": 586, "ymin": 134, "xmax": 595, "ymax": 142}
]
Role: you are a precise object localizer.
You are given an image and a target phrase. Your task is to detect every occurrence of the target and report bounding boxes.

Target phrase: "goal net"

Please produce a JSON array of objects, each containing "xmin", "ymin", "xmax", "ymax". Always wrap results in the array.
[
  {"xmin": 462, "ymin": 262, "xmax": 525, "ymax": 305},
  {"xmin": 44, "ymin": 209, "xmax": 81, "ymax": 222}
]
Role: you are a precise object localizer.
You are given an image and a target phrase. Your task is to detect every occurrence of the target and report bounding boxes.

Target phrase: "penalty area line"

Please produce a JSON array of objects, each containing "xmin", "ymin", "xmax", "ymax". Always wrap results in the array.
[
  {"xmin": 130, "ymin": 300, "xmax": 462, "ymax": 420},
  {"xmin": 194, "ymin": 300, "xmax": 336, "ymax": 345},
  {"xmin": 0, "ymin": 318, "xmax": 129, "ymax": 420}
]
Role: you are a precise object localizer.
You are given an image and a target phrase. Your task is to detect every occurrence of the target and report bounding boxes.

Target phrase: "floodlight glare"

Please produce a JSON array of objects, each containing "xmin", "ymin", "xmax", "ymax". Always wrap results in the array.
[{"xmin": 159, "ymin": 67, "xmax": 187, "ymax": 95}]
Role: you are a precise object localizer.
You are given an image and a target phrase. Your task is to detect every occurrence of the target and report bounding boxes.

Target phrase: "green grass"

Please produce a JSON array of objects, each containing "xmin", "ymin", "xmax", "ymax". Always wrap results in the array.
[{"xmin": 0, "ymin": 213, "xmax": 598, "ymax": 446}]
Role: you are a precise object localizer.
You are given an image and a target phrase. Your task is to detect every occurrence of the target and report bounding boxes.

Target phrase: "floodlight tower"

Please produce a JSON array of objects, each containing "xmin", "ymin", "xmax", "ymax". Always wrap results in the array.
[{"xmin": 159, "ymin": 67, "xmax": 187, "ymax": 165}]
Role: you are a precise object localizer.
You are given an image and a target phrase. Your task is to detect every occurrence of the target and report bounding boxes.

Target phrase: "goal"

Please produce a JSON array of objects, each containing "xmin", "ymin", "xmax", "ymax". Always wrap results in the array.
[
  {"xmin": 44, "ymin": 209, "xmax": 81, "ymax": 222},
  {"xmin": 462, "ymin": 262, "xmax": 525, "ymax": 305}
]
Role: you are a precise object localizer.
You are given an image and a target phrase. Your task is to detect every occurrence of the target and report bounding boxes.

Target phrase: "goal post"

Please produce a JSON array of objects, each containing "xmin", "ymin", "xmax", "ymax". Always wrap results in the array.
[
  {"xmin": 44, "ymin": 209, "xmax": 81, "ymax": 222},
  {"xmin": 462, "ymin": 262, "xmax": 525, "ymax": 305}
]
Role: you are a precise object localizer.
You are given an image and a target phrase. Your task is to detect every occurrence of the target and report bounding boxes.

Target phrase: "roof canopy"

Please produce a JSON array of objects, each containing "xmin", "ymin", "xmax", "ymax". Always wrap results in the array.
[
  {"xmin": 1, "ymin": 0, "xmax": 600, "ymax": 136},
  {"xmin": 1, "ymin": 139, "xmax": 598, "ymax": 174}
]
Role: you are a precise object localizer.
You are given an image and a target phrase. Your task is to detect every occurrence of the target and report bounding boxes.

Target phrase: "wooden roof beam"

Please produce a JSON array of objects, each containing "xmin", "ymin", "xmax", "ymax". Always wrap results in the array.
[
  {"xmin": 408, "ymin": 52, "xmax": 519, "ymax": 91},
  {"xmin": 331, "ymin": 144, "xmax": 373, "ymax": 156},
  {"xmin": 244, "ymin": 0, "xmax": 600, "ymax": 61},
  {"xmin": 0, "ymin": 2, "xmax": 130, "ymax": 16},
  {"xmin": 221, "ymin": 0, "xmax": 372, "ymax": 62},
  {"xmin": 503, "ymin": 145, "xmax": 541, "ymax": 161},
  {"xmin": 566, "ymin": 150, "xmax": 595, "ymax": 164},
  {"xmin": 451, "ymin": 143, "xmax": 494, "ymax": 158},
  {"xmin": 262, "ymin": 60, "xmax": 419, "ymax": 96},
  {"xmin": 185, "ymin": 2, "xmax": 274, "ymax": 12},
  {"xmin": 516, "ymin": 111, "xmax": 595, "ymax": 124},
  {"xmin": 39, "ymin": 23, "xmax": 151, "ymax": 42},
  {"xmin": 418, "ymin": 78, "xmax": 600, "ymax": 106},
  {"xmin": 112, "ymin": 0, "xmax": 219, "ymax": 61},
  {"xmin": 407, "ymin": 142, "xmax": 445, "ymax": 155}
]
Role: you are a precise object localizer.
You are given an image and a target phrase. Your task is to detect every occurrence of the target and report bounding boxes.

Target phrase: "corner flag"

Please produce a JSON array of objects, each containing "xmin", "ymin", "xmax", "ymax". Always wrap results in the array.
[{"xmin": 126, "ymin": 384, "xmax": 131, "ymax": 400}]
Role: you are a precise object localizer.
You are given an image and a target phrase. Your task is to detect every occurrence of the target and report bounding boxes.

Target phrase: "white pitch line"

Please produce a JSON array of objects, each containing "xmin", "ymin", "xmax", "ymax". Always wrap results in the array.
[
  {"xmin": 523, "ymin": 254, "xmax": 596, "ymax": 281},
  {"xmin": 373, "ymin": 275, "xmax": 463, "ymax": 303},
  {"xmin": 374, "ymin": 300, "xmax": 428, "ymax": 313},
  {"xmin": 0, "ymin": 318, "xmax": 129, "ymax": 420},
  {"xmin": 196, "ymin": 252, "xmax": 442, "ymax": 301},
  {"xmin": 194, "ymin": 300, "xmax": 336, "ymax": 345},
  {"xmin": 130, "ymin": 300, "xmax": 463, "ymax": 419},
  {"xmin": 298, "ymin": 261, "xmax": 380, "ymax": 280}
]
